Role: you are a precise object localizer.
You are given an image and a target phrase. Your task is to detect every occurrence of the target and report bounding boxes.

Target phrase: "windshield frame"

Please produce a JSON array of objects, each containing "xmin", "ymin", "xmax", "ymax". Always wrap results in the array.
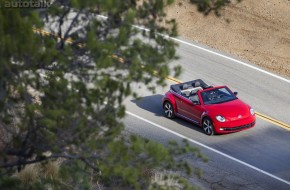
[{"xmin": 200, "ymin": 86, "xmax": 238, "ymax": 105}]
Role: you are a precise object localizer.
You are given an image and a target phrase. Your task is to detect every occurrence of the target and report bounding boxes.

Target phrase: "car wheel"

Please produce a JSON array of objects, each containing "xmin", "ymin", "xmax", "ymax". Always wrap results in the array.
[
  {"xmin": 163, "ymin": 102, "xmax": 175, "ymax": 119},
  {"xmin": 202, "ymin": 117, "xmax": 215, "ymax": 136}
]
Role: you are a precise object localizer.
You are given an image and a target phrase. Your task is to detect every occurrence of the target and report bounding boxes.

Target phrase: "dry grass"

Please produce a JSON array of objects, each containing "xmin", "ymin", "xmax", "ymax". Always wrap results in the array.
[
  {"xmin": 16, "ymin": 164, "xmax": 40, "ymax": 186},
  {"xmin": 150, "ymin": 171, "xmax": 182, "ymax": 190},
  {"xmin": 15, "ymin": 159, "xmax": 63, "ymax": 188},
  {"xmin": 42, "ymin": 159, "xmax": 63, "ymax": 179}
]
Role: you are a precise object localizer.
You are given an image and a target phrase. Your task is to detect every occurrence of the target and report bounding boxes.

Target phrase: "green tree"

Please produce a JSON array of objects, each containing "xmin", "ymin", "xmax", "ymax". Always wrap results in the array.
[{"xmin": 0, "ymin": 0, "xmax": 233, "ymax": 189}]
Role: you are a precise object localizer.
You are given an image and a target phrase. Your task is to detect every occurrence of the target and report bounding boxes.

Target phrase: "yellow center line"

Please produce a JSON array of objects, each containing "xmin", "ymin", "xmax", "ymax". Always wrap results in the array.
[
  {"xmin": 166, "ymin": 76, "xmax": 183, "ymax": 84},
  {"xmin": 255, "ymin": 112, "xmax": 290, "ymax": 130},
  {"xmin": 33, "ymin": 28, "xmax": 290, "ymax": 131},
  {"xmin": 32, "ymin": 27, "xmax": 84, "ymax": 47},
  {"xmin": 165, "ymin": 76, "xmax": 290, "ymax": 131}
]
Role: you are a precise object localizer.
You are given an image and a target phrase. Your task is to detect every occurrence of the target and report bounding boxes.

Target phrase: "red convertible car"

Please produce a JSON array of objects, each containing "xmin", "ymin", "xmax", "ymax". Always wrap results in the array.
[{"xmin": 162, "ymin": 79, "xmax": 256, "ymax": 135}]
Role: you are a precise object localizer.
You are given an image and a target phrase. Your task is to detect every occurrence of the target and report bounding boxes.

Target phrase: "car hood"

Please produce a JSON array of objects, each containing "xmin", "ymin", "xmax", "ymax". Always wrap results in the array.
[{"xmin": 205, "ymin": 99, "xmax": 251, "ymax": 120}]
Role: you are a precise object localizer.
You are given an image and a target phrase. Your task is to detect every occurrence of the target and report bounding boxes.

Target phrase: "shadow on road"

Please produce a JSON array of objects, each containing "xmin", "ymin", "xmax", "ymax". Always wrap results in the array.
[{"xmin": 131, "ymin": 94, "xmax": 164, "ymax": 117}]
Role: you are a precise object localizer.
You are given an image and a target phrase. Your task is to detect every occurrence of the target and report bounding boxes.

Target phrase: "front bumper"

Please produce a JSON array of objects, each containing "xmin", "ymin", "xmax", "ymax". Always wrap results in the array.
[{"xmin": 214, "ymin": 115, "xmax": 256, "ymax": 134}]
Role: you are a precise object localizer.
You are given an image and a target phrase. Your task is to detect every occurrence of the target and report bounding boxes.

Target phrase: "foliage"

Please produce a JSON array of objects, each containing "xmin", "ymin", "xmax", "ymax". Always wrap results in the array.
[
  {"xmin": 0, "ymin": 0, "xmax": 227, "ymax": 189},
  {"xmin": 190, "ymin": 0, "xmax": 242, "ymax": 16}
]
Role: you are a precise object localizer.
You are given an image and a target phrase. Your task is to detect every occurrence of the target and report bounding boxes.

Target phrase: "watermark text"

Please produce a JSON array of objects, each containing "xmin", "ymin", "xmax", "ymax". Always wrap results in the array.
[{"xmin": 1, "ymin": 0, "xmax": 54, "ymax": 9}]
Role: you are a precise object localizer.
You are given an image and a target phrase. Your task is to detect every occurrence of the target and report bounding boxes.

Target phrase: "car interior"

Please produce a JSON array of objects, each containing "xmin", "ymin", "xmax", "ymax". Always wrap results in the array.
[
  {"xmin": 170, "ymin": 79, "xmax": 213, "ymax": 103},
  {"xmin": 180, "ymin": 81, "xmax": 203, "ymax": 102}
]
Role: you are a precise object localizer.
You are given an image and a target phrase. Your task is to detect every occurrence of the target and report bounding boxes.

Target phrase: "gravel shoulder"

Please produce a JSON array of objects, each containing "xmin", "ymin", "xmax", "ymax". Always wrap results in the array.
[{"xmin": 166, "ymin": 0, "xmax": 290, "ymax": 79}]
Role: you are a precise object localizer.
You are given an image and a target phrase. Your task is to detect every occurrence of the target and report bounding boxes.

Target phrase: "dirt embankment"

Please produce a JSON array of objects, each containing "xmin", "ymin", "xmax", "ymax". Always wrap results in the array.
[{"xmin": 166, "ymin": 0, "xmax": 290, "ymax": 78}]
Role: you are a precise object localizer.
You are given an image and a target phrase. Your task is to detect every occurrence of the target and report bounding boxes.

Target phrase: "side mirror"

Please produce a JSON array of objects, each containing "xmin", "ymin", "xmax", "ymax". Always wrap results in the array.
[
  {"xmin": 192, "ymin": 100, "xmax": 200, "ymax": 105},
  {"xmin": 234, "ymin": 92, "xmax": 238, "ymax": 96}
]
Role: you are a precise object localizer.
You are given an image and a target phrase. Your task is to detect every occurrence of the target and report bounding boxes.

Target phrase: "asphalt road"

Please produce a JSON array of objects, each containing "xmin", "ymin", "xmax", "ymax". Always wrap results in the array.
[
  {"xmin": 123, "ymin": 38, "xmax": 290, "ymax": 189},
  {"xmin": 44, "ymin": 15, "xmax": 290, "ymax": 188}
]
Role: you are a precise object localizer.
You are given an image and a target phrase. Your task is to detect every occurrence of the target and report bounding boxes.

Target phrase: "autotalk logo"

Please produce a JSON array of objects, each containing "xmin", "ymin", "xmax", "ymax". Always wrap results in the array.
[{"xmin": 0, "ymin": 0, "xmax": 54, "ymax": 9}]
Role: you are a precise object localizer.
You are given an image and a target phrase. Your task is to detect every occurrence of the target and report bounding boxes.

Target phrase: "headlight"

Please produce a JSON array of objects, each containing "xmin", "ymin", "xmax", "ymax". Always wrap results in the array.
[
  {"xmin": 216, "ymin": 115, "xmax": 225, "ymax": 122},
  {"xmin": 250, "ymin": 108, "xmax": 255, "ymax": 115}
]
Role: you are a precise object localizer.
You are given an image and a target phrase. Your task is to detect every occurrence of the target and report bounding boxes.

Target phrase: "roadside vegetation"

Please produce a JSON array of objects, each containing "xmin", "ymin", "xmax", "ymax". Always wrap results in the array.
[{"xmin": 0, "ymin": 0, "xmax": 236, "ymax": 189}]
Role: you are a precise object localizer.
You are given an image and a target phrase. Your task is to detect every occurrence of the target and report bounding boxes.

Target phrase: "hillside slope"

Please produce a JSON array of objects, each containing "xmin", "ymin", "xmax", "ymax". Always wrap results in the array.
[{"xmin": 167, "ymin": 0, "xmax": 290, "ymax": 78}]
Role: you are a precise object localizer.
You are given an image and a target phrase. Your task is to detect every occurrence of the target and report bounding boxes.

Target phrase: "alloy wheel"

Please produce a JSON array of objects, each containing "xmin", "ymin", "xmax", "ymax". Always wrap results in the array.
[
  {"xmin": 203, "ymin": 118, "xmax": 215, "ymax": 136},
  {"xmin": 164, "ymin": 102, "xmax": 175, "ymax": 119}
]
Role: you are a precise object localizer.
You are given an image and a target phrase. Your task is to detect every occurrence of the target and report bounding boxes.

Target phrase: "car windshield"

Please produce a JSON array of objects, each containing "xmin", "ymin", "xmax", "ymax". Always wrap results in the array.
[{"xmin": 201, "ymin": 87, "xmax": 237, "ymax": 105}]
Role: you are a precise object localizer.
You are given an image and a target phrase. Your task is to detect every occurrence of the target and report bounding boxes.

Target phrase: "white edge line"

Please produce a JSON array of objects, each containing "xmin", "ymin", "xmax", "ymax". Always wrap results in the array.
[
  {"xmin": 171, "ymin": 37, "xmax": 290, "ymax": 84},
  {"xmin": 126, "ymin": 111, "xmax": 290, "ymax": 186},
  {"xmin": 133, "ymin": 26, "xmax": 290, "ymax": 84},
  {"xmin": 96, "ymin": 14, "xmax": 290, "ymax": 84}
]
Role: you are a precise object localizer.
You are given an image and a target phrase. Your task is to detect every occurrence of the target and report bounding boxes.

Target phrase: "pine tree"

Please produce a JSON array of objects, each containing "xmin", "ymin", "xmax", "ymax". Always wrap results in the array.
[{"xmin": 0, "ymin": 0, "xmax": 237, "ymax": 189}]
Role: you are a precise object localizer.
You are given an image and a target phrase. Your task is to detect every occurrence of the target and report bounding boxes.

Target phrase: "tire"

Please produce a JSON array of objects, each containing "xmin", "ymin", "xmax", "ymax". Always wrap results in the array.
[
  {"xmin": 163, "ymin": 102, "xmax": 175, "ymax": 119},
  {"xmin": 202, "ymin": 117, "xmax": 215, "ymax": 136}
]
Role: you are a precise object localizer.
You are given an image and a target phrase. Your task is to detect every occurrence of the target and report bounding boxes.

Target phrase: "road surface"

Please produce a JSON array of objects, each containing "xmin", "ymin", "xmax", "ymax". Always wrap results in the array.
[{"xmin": 123, "ymin": 38, "xmax": 290, "ymax": 189}]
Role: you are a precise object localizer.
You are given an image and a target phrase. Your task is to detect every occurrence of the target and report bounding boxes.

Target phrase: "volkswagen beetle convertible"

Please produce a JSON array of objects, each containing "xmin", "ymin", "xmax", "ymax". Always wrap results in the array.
[{"xmin": 162, "ymin": 79, "xmax": 256, "ymax": 135}]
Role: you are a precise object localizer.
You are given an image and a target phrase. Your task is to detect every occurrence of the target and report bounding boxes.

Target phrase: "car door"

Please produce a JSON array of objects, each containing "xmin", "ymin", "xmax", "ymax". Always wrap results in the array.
[
  {"xmin": 173, "ymin": 93, "xmax": 189, "ymax": 116},
  {"xmin": 182, "ymin": 93, "xmax": 205, "ymax": 125}
]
